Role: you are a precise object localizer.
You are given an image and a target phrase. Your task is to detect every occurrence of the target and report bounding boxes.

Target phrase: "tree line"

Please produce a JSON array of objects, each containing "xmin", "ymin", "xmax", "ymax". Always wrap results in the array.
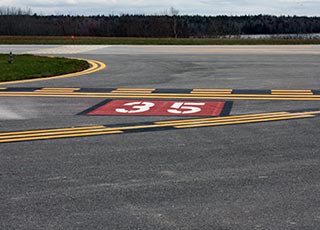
[{"xmin": 1, "ymin": 7, "xmax": 320, "ymax": 37}]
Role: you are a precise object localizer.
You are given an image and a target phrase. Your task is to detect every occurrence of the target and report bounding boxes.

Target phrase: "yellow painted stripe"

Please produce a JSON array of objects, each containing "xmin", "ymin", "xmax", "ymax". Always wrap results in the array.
[
  {"xmin": 0, "ymin": 128, "xmax": 117, "ymax": 139},
  {"xmin": 174, "ymin": 115, "xmax": 314, "ymax": 129},
  {"xmin": 272, "ymin": 90, "xmax": 312, "ymax": 92},
  {"xmin": 116, "ymin": 123, "xmax": 170, "ymax": 130},
  {"xmin": 115, "ymin": 88, "xmax": 155, "ymax": 91},
  {"xmin": 40, "ymin": 88, "xmax": 81, "ymax": 90},
  {"xmin": 192, "ymin": 89, "xmax": 232, "ymax": 92},
  {"xmin": 191, "ymin": 89, "xmax": 232, "ymax": 94},
  {"xmin": 155, "ymin": 112, "xmax": 288, "ymax": 125},
  {"xmin": 272, "ymin": 90, "xmax": 313, "ymax": 94},
  {"xmin": 0, "ymin": 58, "xmax": 106, "ymax": 86},
  {"xmin": 0, "ymin": 111, "xmax": 318, "ymax": 143},
  {"xmin": 111, "ymin": 91, "xmax": 154, "ymax": 94},
  {"xmin": 272, "ymin": 93, "xmax": 314, "ymax": 95},
  {"xmin": 0, "ymin": 130, "xmax": 123, "ymax": 143},
  {"xmin": 168, "ymin": 113, "xmax": 311, "ymax": 127},
  {"xmin": 0, "ymin": 126, "xmax": 105, "ymax": 137},
  {"xmin": 1, "ymin": 93, "xmax": 320, "ymax": 101},
  {"xmin": 1, "ymin": 91, "xmax": 320, "ymax": 98},
  {"xmin": 303, "ymin": 111, "xmax": 320, "ymax": 115},
  {"xmin": 159, "ymin": 113, "xmax": 299, "ymax": 127}
]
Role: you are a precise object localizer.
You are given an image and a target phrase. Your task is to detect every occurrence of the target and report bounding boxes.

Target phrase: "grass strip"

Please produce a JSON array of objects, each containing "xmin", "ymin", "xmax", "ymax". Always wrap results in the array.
[
  {"xmin": 0, "ymin": 36, "xmax": 320, "ymax": 45},
  {"xmin": 0, "ymin": 54, "xmax": 89, "ymax": 82}
]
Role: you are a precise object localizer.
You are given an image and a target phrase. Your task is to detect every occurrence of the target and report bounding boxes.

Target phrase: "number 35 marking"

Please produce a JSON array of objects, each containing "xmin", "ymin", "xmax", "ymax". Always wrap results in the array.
[{"xmin": 115, "ymin": 101, "xmax": 205, "ymax": 114}]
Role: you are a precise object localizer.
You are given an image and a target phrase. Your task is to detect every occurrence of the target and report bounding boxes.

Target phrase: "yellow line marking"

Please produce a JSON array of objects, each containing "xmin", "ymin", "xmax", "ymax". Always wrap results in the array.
[
  {"xmin": 171, "ymin": 113, "xmax": 311, "ymax": 126},
  {"xmin": 0, "ymin": 126, "xmax": 106, "ymax": 137},
  {"xmin": 116, "ymin": 124, "xmax": 169, "ymax": 130},
  {"xmin": 0, "ymin": 128, "xmax": 114, "ymax": 139},
  {"xmin": 0, "ymin": 58, "xmax": 106, "ymax": 86},
  {"xmin": 272, "ymin": 93, "xmax": 314, "ymax": 95},
  {"xmin": 39, "ymin": 88, "xmax": 81, "ymax": 90},
  {"xmin": 272, "ymin": 90, "xmax": 312, "ymax": 92},
  {"xmin": 0, "ymin": 111, "xmax": 319, "ymax": 143},
  {"xmin": 174, "ymin": 115, "xmax": 314, "ymax": 129},
  {"xmin": 110, "ymin": 91, "xmax": 154, "ymax": 94},
  {"xmin": 160, "ymin": 113, "xmax": 308, "ymax": 127},
  {"xmin": 192, "ymin": 90, "xmax": 232, "ymax": 94},
  {"xmin": 1, "ymin": 92, "xmax": 320, "ymax": 98},
  {"xmin": 115, "ymin": 88, "xmax": 155, "ymax": 91},
  {"xmin": 0, "ymin": 131, "xmax": 123, "ymax": 143},
  {"xmin": 192, "ymin": 89, "xmax": 233, "ymax": 92},
  {"xmin": 155, "ymin": 112, "xmax": 288, "ymax": 124},
  {"xmin": 272, "ymin": 90, "xmax": 313, "ymax": 95},
  {"xmin": 302, "ymin": 111, "xmax": 320, "ymax": 115},
  {"xmin": 0, "ymin": 93, "xmax": 320, "ymax": 101}
]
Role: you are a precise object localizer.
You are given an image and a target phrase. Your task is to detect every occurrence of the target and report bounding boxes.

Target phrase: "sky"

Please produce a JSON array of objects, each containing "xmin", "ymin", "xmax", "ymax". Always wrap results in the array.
[{"xmin": 1, "ymin": 0, "xmax": 320, "ymax": 16}]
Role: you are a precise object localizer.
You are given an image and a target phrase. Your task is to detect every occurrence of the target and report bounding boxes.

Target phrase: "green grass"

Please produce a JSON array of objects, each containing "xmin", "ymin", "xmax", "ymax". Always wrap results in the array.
[
  {"xmin": 1, "ymin": 36, "xmax": 320, "ymax": 45},
  {"xmin": 0, "ymin": 54, "xmax": 89, "ymax": 82}
]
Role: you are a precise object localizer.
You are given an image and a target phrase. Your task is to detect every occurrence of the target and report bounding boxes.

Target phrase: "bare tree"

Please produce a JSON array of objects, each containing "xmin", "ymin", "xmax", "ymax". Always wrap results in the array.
[
  {"xmin": 169, "ymin": 7, "xmax": 179, "ymax": 38},
  {"xmin": 0, "ymin": 6, "xmax": 32, "ymax": 15}
]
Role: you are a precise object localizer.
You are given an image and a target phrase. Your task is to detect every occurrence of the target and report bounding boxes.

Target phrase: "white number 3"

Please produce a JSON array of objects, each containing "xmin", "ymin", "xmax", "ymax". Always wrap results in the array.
[{"xmin": 115, "ymin": 101, "xmax": 155, "ymax": 113}]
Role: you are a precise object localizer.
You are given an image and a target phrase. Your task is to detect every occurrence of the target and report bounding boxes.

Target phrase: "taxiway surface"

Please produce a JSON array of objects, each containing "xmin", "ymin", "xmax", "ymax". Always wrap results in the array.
[{"xmin": 1, "ymin": 45, "xmax": 320, "ymax": 229}]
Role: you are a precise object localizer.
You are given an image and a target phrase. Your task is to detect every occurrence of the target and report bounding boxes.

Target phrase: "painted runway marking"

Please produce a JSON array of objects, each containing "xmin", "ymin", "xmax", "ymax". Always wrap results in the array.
[
  {"xmin": 84, "ymin": 100, "xmax": 231, "ymax": 117},
  {"xmin": 0, "ymin": 88, "xmax": 320, "ymax": 101},
  {"xmin": 0, "ymin": 59, "xmax": 106, "ymax": 85},
  {"xmin": 1, "ymin": 109, "xmax": 319, "ymax": 144}
]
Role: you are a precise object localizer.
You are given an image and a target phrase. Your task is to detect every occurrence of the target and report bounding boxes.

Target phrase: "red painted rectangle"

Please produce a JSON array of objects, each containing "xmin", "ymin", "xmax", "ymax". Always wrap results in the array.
[{"xmin": 88, "ymin": 100, "xmax": 226, "ymax": 117}]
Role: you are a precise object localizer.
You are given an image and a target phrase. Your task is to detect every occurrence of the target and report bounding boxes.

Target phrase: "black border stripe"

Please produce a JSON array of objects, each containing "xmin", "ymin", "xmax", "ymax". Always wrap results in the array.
[
  {"xmin": 220, "ymin": 101, "xmax": 233, "ymax": 116},
  {"xmin": 78, "ymin": 99, "xmax": 112, "ymax": 115},
  {"xmin": 153, "ymin": 89, "xmax": 193, "ymax": 94},
  {"xmin": 2, "ymin": 87, "xmax": 42, "ymax": 92},
  {"xmin": 312, "ymin": 90, "xmax": 320, "ymax": 95},
  {"xmin": 1, "ymin": 88, "xmax": 319, "ymax": 96}
]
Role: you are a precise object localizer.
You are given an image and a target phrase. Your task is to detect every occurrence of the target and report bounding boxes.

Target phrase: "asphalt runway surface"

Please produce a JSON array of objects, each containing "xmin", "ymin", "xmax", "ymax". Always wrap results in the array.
[{"xmin": 1, "ymin": 45, "xmax": 320, "ymax": 229}]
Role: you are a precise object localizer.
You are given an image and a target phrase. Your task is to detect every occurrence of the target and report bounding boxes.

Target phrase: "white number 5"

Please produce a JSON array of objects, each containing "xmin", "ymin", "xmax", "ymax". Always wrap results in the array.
[
  {"xmin": 168, "ymin": 102, "xmax": 205, "ymax": 114},
  {"xmin": 115, "ymin": 101, "xmax": 155, "ymax": 113}
]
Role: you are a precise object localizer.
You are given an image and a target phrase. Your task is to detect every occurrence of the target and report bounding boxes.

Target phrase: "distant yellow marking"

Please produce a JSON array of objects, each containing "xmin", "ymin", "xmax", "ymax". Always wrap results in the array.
[
  {"xmin": 111, "ymin": 88, "xmax": 155, "ymax": 94},
  {"xmin": 1, "ymin": 92, "xmax": 320, "ymax": 101},
  {"xmin": 272, "ymin": 90, "xmax": 313, "ymax": 95},
  {"xmin": 35, "ymin": 88, "xmax": 80, "ymax": 93},
  {"xmin": 0, "ymin": 58, "xmax": 106, "ymax": 86},
  {"xmin": 111, "ymin": 91, "xmax": 154, "ymax": 94},
  {"xmin": 0, "ymin": 92, "xmax": 319, "ymax": 98},
  {"xmin": 40, "ymin": 88, "xmax": 81, "ymax": 90},
  {"xmin": 192, "ymin": 89, "xmax": 232, "ymax": 92},
  {"xmin": 191, "ymin": 89, "xmax": 232, "ymax": 94},
  {"xmin": 115, "ymin": 88, "xmax": 155, "ymax": 91}
]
